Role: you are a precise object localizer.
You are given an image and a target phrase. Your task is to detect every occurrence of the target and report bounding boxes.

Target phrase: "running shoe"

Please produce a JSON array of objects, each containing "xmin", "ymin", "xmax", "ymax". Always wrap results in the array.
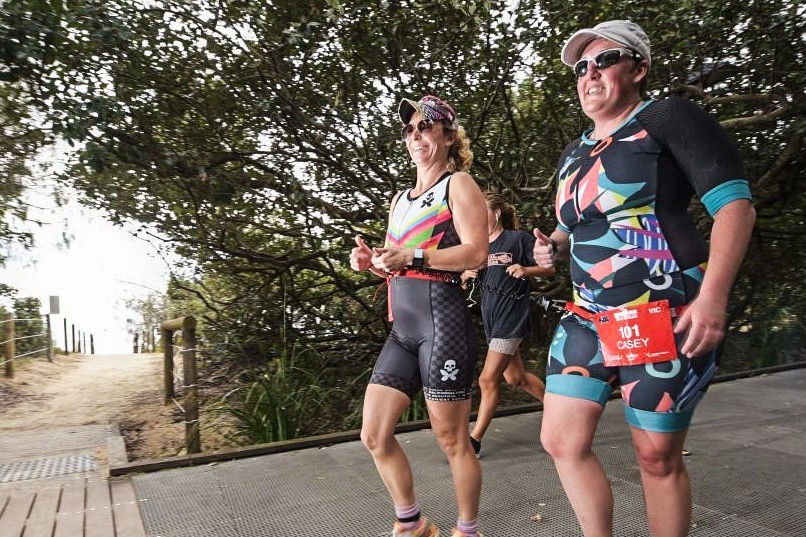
[
  {"xmin": 392, "ymin": 517, "xmax": 439, "ymax": 537},
  {"xmin": 469, "ymin": 436, "xmax": 481, "ymax": 457}
]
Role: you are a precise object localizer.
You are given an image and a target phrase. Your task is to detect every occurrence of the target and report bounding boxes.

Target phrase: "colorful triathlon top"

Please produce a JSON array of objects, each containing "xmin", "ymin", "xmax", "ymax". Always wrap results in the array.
[
  {"xmin": 386, "ymin": 171, "xmax": 461, "ymax": 252},
  {"xmin": 555, "ymin": 97, "xmax": 752, "ymax": 305}
]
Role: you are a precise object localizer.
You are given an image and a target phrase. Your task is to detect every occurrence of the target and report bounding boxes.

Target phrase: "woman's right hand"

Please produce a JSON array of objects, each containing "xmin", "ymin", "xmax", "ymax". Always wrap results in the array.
[
  {"xmin": 350, "ymin": 235, "xmax": 374, "ymax": 271},
  {"xmin": 461, "ymin": 269, "xmax": 478, "ymax": 282},
  {"xmin": 533, "ymin": 229, "xmax": 557, "ymax": 269}
]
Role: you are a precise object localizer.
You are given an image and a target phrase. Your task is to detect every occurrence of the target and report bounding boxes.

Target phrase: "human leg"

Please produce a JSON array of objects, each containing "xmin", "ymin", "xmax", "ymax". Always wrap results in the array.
[
  {"xmin": 362, "ymin": 384, "xmax": 440, "ymax": 536},
  {"xmin": 616, "ymin": 321, "xmax": 720, "ymax": 536},
  {"xmin": 415, "ymin": 279, "xmax": 480, "ymax": 533},
  {"xmin": 469, "ymin": 348, "xmax": 510, "ymax": 445},
  {"xmin": 428, "ymin": 398, "xmax": 481, "ymax": 532},
  {"xmin": 631, "ymin": 427, "xmax": 690, "ymax": 537},
  {"xmin": 541, "ymin": 310, "xmax": 619, "ymax": 535},
  {"xmin": 541, "ymin": 392, "xmax": 613, "ymax": 537},
  {"xmin": 502, "ymin": 348, "xmax": 545, "ymax": 401},
  {"xmin": 361, "ymin": 383, "xmax": 417, "ymax": 506}
]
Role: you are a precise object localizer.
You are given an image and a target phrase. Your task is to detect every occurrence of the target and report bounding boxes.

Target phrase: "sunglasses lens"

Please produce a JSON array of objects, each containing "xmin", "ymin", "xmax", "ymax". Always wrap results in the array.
[
  {"xmin": 596, "ymin": 49, "xmax": 623, "ymax": 69},
  {"xmin": 402, "ymin": 119, "xmax": 435, "ymax": 139},
  {"xmin": 573, "ymin": 49, "xmax": 631, "ymax": 78}
]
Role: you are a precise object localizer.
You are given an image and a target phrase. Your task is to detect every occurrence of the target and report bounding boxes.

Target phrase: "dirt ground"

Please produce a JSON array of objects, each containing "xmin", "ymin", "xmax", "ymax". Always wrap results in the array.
[{"xmin": 0, "ymin": 352, "xmax": 195, "ymax": 461}]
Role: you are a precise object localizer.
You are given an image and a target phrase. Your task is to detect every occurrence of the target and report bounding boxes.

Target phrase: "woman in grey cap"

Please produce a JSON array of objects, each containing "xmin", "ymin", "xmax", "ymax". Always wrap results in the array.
[
  {"xmin": 532, "ymin": 20, "xmax": 756, "ymax": 537},
  {"xmin": 350, "ymin": 95, "xmax": 487, "ymax": 537}
]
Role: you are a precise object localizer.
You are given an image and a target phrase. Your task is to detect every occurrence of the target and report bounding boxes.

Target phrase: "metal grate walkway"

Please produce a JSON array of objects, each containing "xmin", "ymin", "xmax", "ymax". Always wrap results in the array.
[
  {"xmin": 0, "ymin": 454, "xmax": 96, "ymax": 484},
  {"xmin": 130, "ymin": 367, "xmax": 806, "ymax": 536}
]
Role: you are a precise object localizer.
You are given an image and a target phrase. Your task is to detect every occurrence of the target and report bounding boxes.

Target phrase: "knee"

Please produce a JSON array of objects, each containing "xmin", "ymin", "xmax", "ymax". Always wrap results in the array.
[
  {"xmin": 539, "ymin": 426, "xmax": 563, "ymax": 458},
  {"xmin": 433, "ymin": 430, "xmax": 463, "ymax": 459},
  {"xmin": 477, "ymin": 372, "xmax": 500, "ymax": 391},
  {"xmin": 540, "ymin": 424, "xmax": 586, "ymax": 460},
  {"xmin": 635, "ymin": 447, "xmax": 679, "ymax": 478},
  {"xmin": 503, "ymin": 370, "xmax": 524, "ymax": 388},
  {"xmin": 361, "ymin": 426, "xmax": 392, "ymax": 456}
]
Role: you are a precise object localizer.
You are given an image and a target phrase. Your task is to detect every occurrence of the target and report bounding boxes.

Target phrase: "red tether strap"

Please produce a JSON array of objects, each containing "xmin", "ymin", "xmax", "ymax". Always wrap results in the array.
[{"xmin": 564, "ymin": 301, "xmax": 689, "ymax": 319}]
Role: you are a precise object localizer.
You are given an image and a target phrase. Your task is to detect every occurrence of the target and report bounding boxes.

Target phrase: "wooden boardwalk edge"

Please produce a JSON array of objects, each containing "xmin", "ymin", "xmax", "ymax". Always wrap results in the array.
[{"xmin": 0, "ymin": 478, "xmax": 147, "ymax": 537}]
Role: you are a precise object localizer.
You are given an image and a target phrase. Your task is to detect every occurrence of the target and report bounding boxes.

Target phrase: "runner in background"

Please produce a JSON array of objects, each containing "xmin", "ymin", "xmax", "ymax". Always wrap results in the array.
[{"xmin": 463, "ymin": 192, "xmax": 554, "ymax": 457}]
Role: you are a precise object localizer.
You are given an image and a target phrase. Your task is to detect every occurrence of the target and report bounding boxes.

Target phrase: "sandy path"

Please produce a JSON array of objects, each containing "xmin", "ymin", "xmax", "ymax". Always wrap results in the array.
[{"xmin": 0, "ymin": 353, "xmax": 164, "ymax": 431}]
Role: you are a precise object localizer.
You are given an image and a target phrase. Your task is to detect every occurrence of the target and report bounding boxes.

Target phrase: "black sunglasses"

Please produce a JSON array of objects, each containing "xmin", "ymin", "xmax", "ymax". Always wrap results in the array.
[
  {"xmin": 573, "ymin": 48, "xmax": 640, "ymax": 78},
  {"xmin": 402, "ymin": 118, "xmax": 451, "ymax": 139}
]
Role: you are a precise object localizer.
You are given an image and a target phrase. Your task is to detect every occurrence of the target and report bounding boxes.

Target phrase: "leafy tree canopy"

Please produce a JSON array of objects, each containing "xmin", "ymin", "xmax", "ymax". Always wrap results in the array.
[{"xmin": 0, "ymin": 0, "xmax": 803, "ymax": 368}]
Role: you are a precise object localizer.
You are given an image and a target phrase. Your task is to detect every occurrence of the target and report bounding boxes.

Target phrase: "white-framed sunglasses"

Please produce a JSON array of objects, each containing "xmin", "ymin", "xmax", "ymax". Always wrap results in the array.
[{"xmin": 573, "ymin": 47, "xmax": 642, "ymax": 78}]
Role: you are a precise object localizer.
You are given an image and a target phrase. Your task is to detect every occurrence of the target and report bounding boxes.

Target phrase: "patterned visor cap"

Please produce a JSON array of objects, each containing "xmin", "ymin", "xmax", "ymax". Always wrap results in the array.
[{"xmin": 398, "ymin": 95, "xmax": 458, "ymax": 129}]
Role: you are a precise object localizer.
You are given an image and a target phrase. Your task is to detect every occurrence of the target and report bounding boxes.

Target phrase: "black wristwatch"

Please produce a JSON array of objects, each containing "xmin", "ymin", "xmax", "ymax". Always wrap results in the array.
[{"xmin": 412, "ymin": 248, "xmax": 424, "ymax": 270}]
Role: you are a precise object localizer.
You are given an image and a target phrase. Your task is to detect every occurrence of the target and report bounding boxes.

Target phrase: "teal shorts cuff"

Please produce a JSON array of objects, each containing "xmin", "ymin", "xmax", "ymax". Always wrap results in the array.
[
  {"xmin": 546, "ymin": 374, "xmax": 611, "ymax": 406},
  {"xmin": 624, "ymin": 405, "xmax": 694, "ymax": 432}
]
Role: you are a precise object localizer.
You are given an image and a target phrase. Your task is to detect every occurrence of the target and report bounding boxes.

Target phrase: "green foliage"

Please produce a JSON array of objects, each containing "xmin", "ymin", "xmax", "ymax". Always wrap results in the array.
[
  {"xmin": 0, "ymin": 1, "xmax": 55, "ymax": 265},
  {"xmin": 214, "ymin": 342, "xmax": 341, "ymax": 444},
  {"xmin": 125, "ymin": 291, "xmax": 170, "ymax": 352},
  {"xmin": 11, "ymin": 297, "xmax": 48, "ymax": 358},
  {"xmin": 399, "ymin": 391, "xmax": 429, "ymax": 423}
]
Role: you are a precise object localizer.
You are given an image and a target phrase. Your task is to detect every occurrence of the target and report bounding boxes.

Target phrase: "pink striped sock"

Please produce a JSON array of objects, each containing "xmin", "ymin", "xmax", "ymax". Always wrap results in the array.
[
  {"xmin": 457, "ymin": 518, "xmax": 478, "ymax": 537},
  {"xmin": 395, "ymin": 503, "xmax": 421, "ymax": 530}
]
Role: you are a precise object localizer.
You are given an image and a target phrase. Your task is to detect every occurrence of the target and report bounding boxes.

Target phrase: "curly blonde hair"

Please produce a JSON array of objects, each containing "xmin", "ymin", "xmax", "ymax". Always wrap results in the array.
[{"xmin": 447, "ymin": 124, "xmax": 474, "ymax": 172}]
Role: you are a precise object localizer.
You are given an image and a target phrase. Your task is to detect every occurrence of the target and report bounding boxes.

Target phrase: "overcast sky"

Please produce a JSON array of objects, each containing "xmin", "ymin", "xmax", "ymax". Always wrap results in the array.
[{"xmin": 0, "ymin": 179, "xmax": 170, "ymax": 355}]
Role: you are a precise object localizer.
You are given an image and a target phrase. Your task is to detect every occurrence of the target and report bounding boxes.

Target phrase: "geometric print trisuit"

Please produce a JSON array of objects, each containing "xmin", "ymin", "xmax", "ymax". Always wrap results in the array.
[{"xmin": 547, "ymin": 97, "xmax": 753, "ymax": 431}]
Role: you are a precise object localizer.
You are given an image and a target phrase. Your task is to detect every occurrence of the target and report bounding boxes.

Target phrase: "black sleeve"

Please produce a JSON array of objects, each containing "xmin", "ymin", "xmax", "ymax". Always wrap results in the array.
[{"xmin": 636, "ymin": 96, "xmax": 746, "ymax": 198}]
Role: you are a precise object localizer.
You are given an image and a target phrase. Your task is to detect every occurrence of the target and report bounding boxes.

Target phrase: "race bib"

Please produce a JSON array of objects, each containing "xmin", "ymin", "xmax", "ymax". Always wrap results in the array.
[{"xmin": 594, "ymin": 300, "xmax": 679, "ymax": 367}]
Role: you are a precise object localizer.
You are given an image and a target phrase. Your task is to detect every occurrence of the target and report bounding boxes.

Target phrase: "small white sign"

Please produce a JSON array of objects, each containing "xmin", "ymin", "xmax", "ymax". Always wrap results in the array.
[{"xmin": 49, "ymin": 295, "xmax": 60, "ymax": 315}]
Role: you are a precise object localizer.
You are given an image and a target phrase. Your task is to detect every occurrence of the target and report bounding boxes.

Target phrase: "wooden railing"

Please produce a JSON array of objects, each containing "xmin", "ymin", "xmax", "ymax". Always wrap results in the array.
[{"xmin": 1, "ymin": 312, "xmax": 54, "ymax": 378}]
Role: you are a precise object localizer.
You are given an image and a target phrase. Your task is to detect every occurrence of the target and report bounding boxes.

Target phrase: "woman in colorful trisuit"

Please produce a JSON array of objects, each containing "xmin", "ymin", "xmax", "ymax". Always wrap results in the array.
[
  {"xmin": 350, "ymin": 95, "xmax": 488, "ymax": 537},
  {"xmin": 532, "ymin": 20, "xmax": 756, "ymax": 537}
]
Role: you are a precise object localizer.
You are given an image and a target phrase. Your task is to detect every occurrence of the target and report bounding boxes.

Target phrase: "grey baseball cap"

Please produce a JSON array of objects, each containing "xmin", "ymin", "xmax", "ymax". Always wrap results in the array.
[{"xmin": 561, "ymin": 20, "xmax": 651, "ymax": 68}]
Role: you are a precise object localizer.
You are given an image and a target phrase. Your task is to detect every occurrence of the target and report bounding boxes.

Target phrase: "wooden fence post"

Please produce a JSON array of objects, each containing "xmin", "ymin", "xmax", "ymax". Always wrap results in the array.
[
  {"xmin": 182, "ymin": 323, "xmax": 200, "ymax": 454},
  {"xmin": 46, "ymin": 314, "xmax": 53, "ymax": 362},
  {"xmin": 162, "ymin": 327, "xmax": 173, "ymax": 404},
  {"xmin": 3, "ymin": 313, "xmax": 14, "ymax": 378},
  {"xmin": 160, "ymin": 316, "xmax": 199, "ymax": 454}
]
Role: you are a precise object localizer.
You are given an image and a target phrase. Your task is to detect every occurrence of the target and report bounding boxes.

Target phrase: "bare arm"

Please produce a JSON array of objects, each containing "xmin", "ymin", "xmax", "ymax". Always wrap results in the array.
[
  {"xmin": 427, "ymin": 171, "xmax": 488, "ymax": 271},
  {"xmin": 675, "ymin": 199, "xmax": 756, "ymax": 356},
  {"xmin": 507, "ymin": 264, "xmax": 556, "ymax": 279}
]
